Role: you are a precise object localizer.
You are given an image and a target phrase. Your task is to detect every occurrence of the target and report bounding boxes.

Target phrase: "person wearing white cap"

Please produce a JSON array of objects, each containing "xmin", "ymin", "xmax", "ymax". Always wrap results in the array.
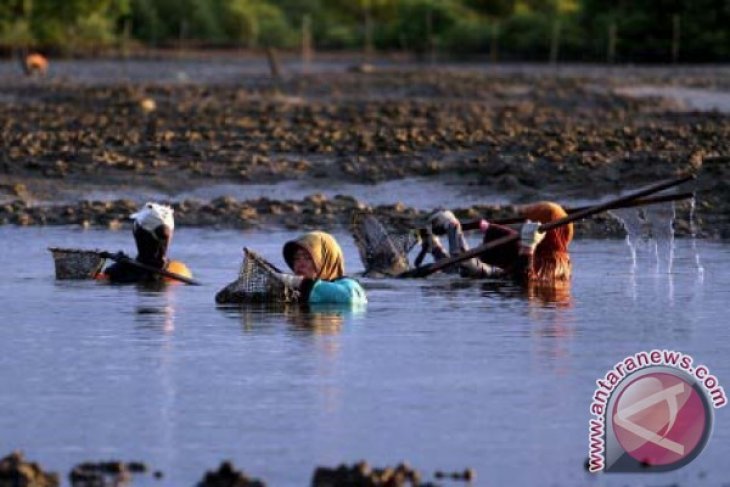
[{"xmin": 103, "ymin": 202, "xmax": 192, "ymax": 283}]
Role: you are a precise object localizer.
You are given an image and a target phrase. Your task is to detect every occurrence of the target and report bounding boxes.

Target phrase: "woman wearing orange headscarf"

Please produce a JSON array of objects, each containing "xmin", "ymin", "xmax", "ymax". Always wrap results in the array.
[
  {"xmin": 519, "ymin": 201, "xmax": 573, "ymax": 282},
  {"xmin": 424, "ymin": 201, "xmax": 572, "ymax": 284},
  {"xmin": 476, "ymin": 201, "xmax": 572, "ymax": 283}
]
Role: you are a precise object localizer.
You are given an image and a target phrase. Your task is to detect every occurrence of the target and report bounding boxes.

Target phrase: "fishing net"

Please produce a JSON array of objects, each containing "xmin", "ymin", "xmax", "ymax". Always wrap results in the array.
[
  {"xmin": 215, "ymin": 248, "xmax": 301, "ymax": 304},
  {"xmin": 48, "ymin": 247, "xmax": 106, "ymax": 280},
  {"xmin": 350, "ymin": 211, "xmax": 420, "ymax": 276}
]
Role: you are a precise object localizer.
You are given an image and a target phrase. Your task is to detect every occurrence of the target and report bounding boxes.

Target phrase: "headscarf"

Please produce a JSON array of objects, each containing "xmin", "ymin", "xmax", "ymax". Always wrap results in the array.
[
  {"xmin": 283, "ymin": 231, "xmax": 345, "ymax": 281},
  {"xmin": 520, "ymin": 201, "xmax": 573, "ymax": 282},
  {"xmin": 130, "ymin": 202, "xmax": 175, "ymax": 267},
  {"xmin": 131, "ymin": 202, "xmax": 175, "ymax": 233}
]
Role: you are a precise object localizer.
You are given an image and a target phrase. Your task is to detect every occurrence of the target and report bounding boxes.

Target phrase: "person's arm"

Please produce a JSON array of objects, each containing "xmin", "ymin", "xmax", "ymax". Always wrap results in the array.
[
  {"xmin": 511, "ymin": 221, "xmax": 545, "ymax": 284},
  {"xmin": 414, "ymin": 228, "xmax": 448, "ymax": 267},
  {"xmin": 430, "ymin": 211, "xmax": 502, "ymax": 278}
]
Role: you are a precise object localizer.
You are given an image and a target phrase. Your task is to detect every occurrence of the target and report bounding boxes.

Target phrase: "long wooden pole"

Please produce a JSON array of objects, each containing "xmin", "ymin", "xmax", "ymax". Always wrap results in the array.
[
  {"xmin": 400, "ymin": 174, "xmax": 694, "ymax": 278},
  {"xmin": 460, "ymin": 191, "xmax": 694, "ymax": 230},
  {"xmin": 99, "ymin": 251, "xmax": 201, "ymax": 285}
]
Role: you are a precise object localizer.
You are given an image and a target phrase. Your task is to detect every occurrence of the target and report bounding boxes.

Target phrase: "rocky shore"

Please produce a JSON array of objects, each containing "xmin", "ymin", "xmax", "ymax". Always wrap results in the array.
[
  {"xmin": 0, "ymin": 192, "xmax": 706, "ymax": 239},
  {"xmin": 0, "ymin": 63, "xmax": 728, "ymax": 237}
]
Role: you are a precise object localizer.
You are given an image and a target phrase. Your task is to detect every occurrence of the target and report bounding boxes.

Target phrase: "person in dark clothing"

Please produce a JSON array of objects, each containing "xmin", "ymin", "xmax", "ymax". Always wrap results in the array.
[
  {"xmin": 475, "ymin": 201, "xmax": 573, "ymax": 283},
  {"xmin": 102, "ymin": 202, "xmax": 192, "ymax": 284},
  {"xmin": 420, "ymin": 207, "xmax": 551, "ymax": 284}
]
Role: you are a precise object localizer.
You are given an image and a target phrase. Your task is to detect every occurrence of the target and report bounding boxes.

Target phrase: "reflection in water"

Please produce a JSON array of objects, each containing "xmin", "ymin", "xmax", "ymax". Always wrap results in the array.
[
  {"xmin": 474, "ymin": 277, "xmax": 576, "ymax": 375},
  {"xmin": 133, "ymin": 284, "xmax": 177, "ymax": 334},
  {"xmin": 218, "ymin": 302, "xmax": 365, "ymax": 335},
  {"xmin": 288, "ymin": 303, "xmax": 366, "ymax": 334},
  {"xmin": 216, "ymin": 302, "xmax": 367, "ymax": 420},
  {"xmin": 525, "ymin": 281, "xmax": 573, "ymax": 309},
  {"xmin": 119, "ymin": 283, "xmax": 179, "ymax": 473},
  {"xmin": 525, "ymin": 282, "xmax": 574, "ymax": 375},
  {"xmin": 476, "ymin": 279, "xmax": 572, "ymax": 309}
]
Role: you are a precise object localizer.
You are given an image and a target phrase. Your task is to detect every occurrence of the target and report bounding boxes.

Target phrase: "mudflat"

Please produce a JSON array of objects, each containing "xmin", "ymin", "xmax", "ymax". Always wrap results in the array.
[{"xmin": 1, "ymin": 58, "xmax": 727, "ymax": 237}]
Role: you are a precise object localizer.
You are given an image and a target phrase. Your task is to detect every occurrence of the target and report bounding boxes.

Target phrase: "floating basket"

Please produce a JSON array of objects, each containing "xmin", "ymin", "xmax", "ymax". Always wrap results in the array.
[
  {"xmin": 48, "ymin": 247, "xmax": 106, "ymax": 280},
  {"xmin": 351, "ymin": 210, "xmax": 419, "ymax": 276},
  {"xmin": 215, "ymin": 248, "xmax": 300, "ymax": 304}
]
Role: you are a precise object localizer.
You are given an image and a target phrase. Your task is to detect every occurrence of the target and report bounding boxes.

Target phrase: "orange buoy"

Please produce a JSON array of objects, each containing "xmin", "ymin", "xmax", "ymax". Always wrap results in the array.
[
  {"xmin": 165, "ymin": 260, "xmax": 192, "ymax": 282},
  {"xmin": 24, "ymin": 53, "xmax": 48, "ymax": 76}
]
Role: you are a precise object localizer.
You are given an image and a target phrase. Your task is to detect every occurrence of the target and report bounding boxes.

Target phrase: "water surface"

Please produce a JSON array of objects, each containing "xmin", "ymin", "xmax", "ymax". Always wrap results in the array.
[{"xmin": 0, "ymin": 226, "xmax": 728, "ymax": 486}]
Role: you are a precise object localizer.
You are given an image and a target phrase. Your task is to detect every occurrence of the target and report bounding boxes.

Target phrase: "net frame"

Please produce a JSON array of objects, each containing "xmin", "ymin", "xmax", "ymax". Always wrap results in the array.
[
  {"xmin": 48, "ymin": 247, "xmax": 106, "ymax": 280},
  {"xmin": 215, "ymin": 248, "xmax": 301, "ymax": 304},
  {"xmin": 350, "ymin": 210, "xmax": 420, "ymax": 276}
]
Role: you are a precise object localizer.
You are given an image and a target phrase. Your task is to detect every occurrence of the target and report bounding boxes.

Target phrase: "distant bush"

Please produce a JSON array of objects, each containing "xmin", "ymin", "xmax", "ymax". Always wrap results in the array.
[
  {"xmin": 221, "ymin": 0, "xmax": 295, "ymax": 48},
  {"xmin": 441, "ymin": 17, "xmax": 494, "ymax": 56},
  {"xmin": 0, "ymin": 0, "xmax": 727, "ymax": 61},
  {"xmin": 378, "ymin": 0, "xmax": 470, "ymax": 54}
]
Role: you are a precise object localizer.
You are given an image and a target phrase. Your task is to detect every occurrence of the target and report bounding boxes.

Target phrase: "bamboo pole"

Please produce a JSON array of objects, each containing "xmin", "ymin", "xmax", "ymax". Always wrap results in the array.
[
  {"xmin": 672, "ymin": 14, "xmax": 681, "ymax": 63},
  {"xmin": 301, "ymin": 14, "xmax": 313, "ymax": 73},
  {"xmin": 400, "ymin": 174, "xmax": 695, "ymax": 278},
  {"xmin": 459, "ymin": 191, "xmax": 695, "ymax": 230},
  {"xmin": 549, "ymin": 18, "xmax": 561, "ymax": 65},
  {"xmin": 490, "ymin": 20, "xmax": 499, "ymax": 63},
  {"xmin": 607, "ymin": 21, "xmax": 617, "ymax": 64}
]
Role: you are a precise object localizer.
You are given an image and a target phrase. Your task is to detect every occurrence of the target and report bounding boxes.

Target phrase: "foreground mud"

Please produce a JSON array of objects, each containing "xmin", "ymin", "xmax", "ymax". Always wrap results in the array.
[
  {"xmin": 1, "ymin": 451, "xmax": 474, "ymax": 487},
  {"xmin": 0, "ymin": 451, "xmax": 58, "ymax": 487},
  {"xmin": 1, "ymin": 63, "xmax": 728, "ymax": 237}
]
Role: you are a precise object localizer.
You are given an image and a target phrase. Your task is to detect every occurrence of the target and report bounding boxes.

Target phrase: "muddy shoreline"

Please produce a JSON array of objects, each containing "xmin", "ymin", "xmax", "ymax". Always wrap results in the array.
[
  {"xmin": 0, "ymin": 194, "xmax": 704, "ymax": 239},
  {"xmin": 1, "ymin": 62, "xmax": 728, "ymax": 238}
]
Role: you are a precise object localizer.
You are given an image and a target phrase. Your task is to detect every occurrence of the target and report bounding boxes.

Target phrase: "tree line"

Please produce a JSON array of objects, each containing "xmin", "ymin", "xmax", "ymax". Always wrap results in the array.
[{"xmin": 1, "ymin": 0, "xmax": 728, "ymax": 62}]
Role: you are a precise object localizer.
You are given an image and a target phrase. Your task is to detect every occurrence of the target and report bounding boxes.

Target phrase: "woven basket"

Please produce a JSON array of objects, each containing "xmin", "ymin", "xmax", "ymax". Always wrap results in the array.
[
  {"xmin": 48, "ymin": 247, "xmax": 106, "ymax": 280},
  {"xmin": 215, "ymin": 248, "xmax": 300, "ymax": 304}
]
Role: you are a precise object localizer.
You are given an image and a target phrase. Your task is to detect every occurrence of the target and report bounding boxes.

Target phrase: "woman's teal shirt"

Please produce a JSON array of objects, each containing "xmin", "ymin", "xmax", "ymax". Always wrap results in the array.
[{"xmin": 303, "ymin": 277, "xmax": 367, "ymax": 305}]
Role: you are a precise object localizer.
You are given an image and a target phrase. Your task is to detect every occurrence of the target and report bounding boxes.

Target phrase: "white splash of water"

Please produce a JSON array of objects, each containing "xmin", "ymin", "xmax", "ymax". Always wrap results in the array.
[
  {"xmin": 689, "ymin": 196, "xmax": 705, "ymax": 280},
  {"xmin": 645, "ymin": 202, "xmax": 676, "ymax": 274},
  {"xmin": 609, "ymin": 207, "xmax": 643, "ymax": 274},
  {"xmin": 610, "ymin": 202, "xmax": 676, "ymax": 275}
]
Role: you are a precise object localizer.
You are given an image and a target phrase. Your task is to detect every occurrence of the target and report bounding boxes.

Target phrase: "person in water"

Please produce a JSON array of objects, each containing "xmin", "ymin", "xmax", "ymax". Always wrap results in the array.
[
  {"xmin": 102, "ymin": 202, "xmax": 192, "ymax": 284},
  {"xmin": 277, "ymin": 231, "xmax": 367, "ymax": 304},
  {"xmin": 422, "ymin": 201, "xmax": 572, "ymax": 283}
]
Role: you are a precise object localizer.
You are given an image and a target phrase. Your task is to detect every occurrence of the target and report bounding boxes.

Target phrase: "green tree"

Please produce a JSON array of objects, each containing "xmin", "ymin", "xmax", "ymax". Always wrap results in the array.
[
  {"xmin": 0, "ymin": 0, "xmax": 35, "ymax": 47},
  {"xmin": 29, "ymin": 0, "xmax": 129, "ymax": 50},
  {"xmin": 220, "ymin": 0, "xmax": 293, "ymax": 47},
  {"xmin": 465, "ymin": 0, "xmax": 516, "ymax": 18}
]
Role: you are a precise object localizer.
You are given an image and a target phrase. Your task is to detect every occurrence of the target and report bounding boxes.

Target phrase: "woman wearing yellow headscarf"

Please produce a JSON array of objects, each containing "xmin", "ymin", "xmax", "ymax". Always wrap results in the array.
[{"xmin": 275, "ymin": 231, "xmax": 367, "ymax": 304}]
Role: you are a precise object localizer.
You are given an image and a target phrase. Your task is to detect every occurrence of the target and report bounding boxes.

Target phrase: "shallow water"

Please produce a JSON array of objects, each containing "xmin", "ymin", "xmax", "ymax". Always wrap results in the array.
[
  {"xmin": 2, "ymin": 59, "xmax": 729, "ymax": 90},
  {"xmin": 1, "ymin": 226, "xmax": 729, "ymax": 486},
  {"xmin": 615, "ymin": 85, "xmax": 730, "ymax": 113},
  {"xmin": 53, "ymin": 176, "xmax": 514, "ymax": 210}
]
